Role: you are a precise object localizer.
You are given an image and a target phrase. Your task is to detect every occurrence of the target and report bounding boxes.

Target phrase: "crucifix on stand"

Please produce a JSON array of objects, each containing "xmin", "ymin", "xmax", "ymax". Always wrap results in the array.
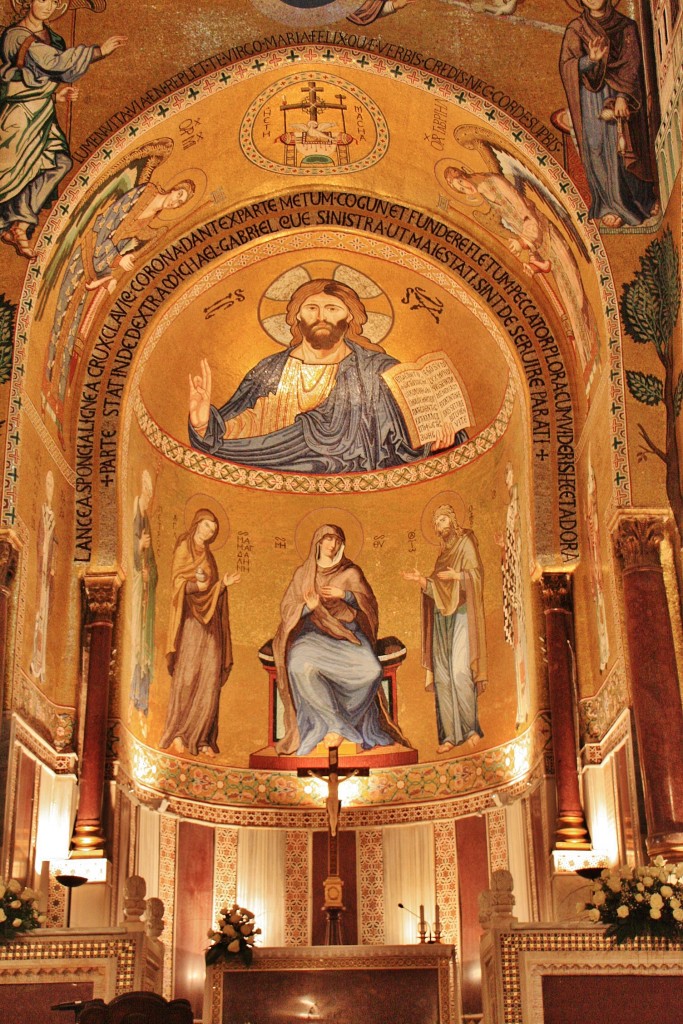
[{"xmin": 300, "ymin": 747, "xmax": 368, "ymax": 945}]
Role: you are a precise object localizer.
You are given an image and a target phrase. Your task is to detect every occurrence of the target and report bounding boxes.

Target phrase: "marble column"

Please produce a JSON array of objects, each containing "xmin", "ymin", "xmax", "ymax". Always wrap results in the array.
[
  {"xmin": 0, "ymin": 530, "xmax": 21, "ymax": 716},
  {"xmin": 541, "ymin": 572, "xmax": 590, "ymax": 850},
  {"xmin": 0, "ymin": 530, "xmax": 21, "ymax": 851},
  {"xmin": 613, "ymin": 516, "xmax": 683, "ymax": 858},
  {"xmin": 71, "ymin": 570, "xmax": 121, "ymax": 857}
]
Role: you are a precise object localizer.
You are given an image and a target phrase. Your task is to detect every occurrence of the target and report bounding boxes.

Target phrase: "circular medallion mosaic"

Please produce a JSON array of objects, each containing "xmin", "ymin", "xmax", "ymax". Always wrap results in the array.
[{"xmin": 240, "ymin": 71, "xmax": 389, "ymax": 176}]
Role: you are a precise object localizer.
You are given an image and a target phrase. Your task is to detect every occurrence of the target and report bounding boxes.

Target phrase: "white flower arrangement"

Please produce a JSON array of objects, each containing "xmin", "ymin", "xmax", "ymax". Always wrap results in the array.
[
  {"xmin": 205, "ymin": 904, "xmax": 261, "ymax": 966},
  {"xmin": 0, "ymin": 879, "xmax": 45, "ymax": 942},
  {"xmin": 581, "ymin": 857, "xmax": 683, "ymax": 943}
]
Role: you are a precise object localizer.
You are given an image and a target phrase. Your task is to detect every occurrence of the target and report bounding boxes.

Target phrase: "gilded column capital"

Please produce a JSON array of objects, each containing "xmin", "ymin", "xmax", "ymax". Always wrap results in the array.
[
  {"xmin": 0, "ymin": 529, "xmax": 22, "ymax": 593},
  {"xmin": 613, "ymin": 516, "xmax": 666, "ymax": 571},
  {"xmin": 540, "ymin": 571, "xmax": 573, "ymax": 613},
  {"xmin": 83, "ymin": 570, "xmax": 123, "ymax": 624}
]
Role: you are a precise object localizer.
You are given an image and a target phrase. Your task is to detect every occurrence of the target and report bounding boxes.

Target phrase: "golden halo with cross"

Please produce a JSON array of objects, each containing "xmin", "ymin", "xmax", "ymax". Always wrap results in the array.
[{"xmin": 258, "ymin": 260, "xmax": 394, "ymax": 348}]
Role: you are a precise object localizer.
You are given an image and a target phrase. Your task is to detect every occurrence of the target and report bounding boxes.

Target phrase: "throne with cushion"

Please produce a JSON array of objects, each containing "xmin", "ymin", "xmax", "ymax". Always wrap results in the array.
[{"xmin": 249, "ymin": 634, "xmax": 418, "ymax": 768}]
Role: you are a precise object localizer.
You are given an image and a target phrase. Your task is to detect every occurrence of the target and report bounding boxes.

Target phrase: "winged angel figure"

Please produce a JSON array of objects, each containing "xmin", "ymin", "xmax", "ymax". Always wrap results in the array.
[
  {"xmin": 36, "ymin": 138, "xmax": 195, "ymax": 435},
  {"xmin": 445, "ymin": 126, "xmax": 600, "ymax": 383}
]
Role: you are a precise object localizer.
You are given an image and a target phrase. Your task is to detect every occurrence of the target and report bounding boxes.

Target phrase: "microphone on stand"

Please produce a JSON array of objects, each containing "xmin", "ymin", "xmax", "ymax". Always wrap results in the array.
[{"xmin": 397, "ymin": 902, "xmax": 420, "ymax": 919}]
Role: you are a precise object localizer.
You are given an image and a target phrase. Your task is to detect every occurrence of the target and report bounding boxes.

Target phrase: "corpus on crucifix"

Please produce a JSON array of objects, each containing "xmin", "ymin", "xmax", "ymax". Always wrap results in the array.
[{"xmin": 301, "ymin": 746, "xmax": 368, "ymax": 944}]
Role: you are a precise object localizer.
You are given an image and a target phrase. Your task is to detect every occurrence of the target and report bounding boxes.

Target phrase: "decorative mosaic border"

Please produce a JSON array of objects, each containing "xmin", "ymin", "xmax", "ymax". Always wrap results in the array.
[
  {"xmin": 496, "ymin": 928, "xmax": 683, "ymax": 1024},
  {"xmin": 522, "ymin": 946, "xmax": 683, "ymax": 1023},
  {"xmin": 120, "ymin": 713, "xmax": 550, "ymax": 817},
  {"xmin": 582, "ymin": 707, "xmax": 632, "ymax": 768},
  {"xmin": 22, "ymin": 394, "xmax": 75, "ymax": 487},
  {"xmin": 5, "ymin": 44, "xmax": 625, "ymax": 528},
  {"xmin": 12, "ymin": 676, "xmax": 76, "ymax": 755},
  {"xmin": 1, "ymin": 935, "xmax": 137, "ymax": 995},
  {"xmin": 578, "ymin": 659, "xmax": 629, "ymax": 744},
  {"xmin": 11, "ymin": 714, "xmax": 78, "ymax": 776},
  {"xmin": 128, "ymin": 231, "xmax": 518, "ymax": 495},
  {"xmin": 239, "ymin": 70, "xmax": 389, "ymax": 175}
]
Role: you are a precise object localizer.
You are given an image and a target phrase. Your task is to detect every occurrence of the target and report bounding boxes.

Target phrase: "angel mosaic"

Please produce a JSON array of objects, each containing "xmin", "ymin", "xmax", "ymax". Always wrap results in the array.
[
  {"xmin": 36, "ymin": 139, "xmax": 196, "ymax": 434},
  {"xmin": 442, "ymin": 126, "xmax": 600, "ymax": 388},
  {"xmin": 0, "ymin": 0, "xmax": 125, "ymax": 258}
]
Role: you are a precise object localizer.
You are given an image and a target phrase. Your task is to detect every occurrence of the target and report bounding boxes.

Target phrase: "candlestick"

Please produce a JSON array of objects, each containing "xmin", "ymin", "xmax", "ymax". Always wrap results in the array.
[
  {"xmin": 434, "ymin": 903, "xmax": 441, "ymax": 943},
  {"xmin": 418, "ymin": 903, "xmax": 426, "ymax": 943}
]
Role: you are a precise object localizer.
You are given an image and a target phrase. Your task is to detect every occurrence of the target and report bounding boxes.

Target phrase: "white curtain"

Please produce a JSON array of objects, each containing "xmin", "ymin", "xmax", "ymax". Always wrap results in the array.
[
  {"xmin": 34, "ymin": 766, "xmax": 76, "ymax": 868},
  {"xmin": 236, "ymin": 827, "xmax": 286, "ymax": 946},
  {"xmin": 504, "ymin": 801, "xmax": 532, "ymax": 923},
  {"xmin": 383, "ymin": 823, "xmax": 435, "ymax": 944},
  {"xmin": 136, "ymin": 805, "xmax": 161, "ymax": 898}
]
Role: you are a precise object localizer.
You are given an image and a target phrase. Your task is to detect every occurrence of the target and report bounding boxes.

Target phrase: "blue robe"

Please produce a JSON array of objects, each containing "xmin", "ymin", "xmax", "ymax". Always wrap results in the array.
[{"xmin": 189, "ymin": 340, "xmax": 467, "ymax": 474}]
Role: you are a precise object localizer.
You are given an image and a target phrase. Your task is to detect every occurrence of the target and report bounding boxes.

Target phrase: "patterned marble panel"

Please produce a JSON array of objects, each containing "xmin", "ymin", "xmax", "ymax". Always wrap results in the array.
[
  {"xmin": 158, "ymin": 815, "xmax": 177, "ymax": 1001},
  {"xmin": 487, "ymin": 808, "xmax": 509, "ymax": 873},
  {"xmin": 434, "ymin": 820, "xmax": 459, "ymax": 946},
  {"xmin": 358, "ymin": 829, "xmax": 385, "ymax": 945},
  {"xmin": 284, "ymin": 830, "xmax": 310, "ymax": 946},
  {"xmin": 213, "ymin": 827, "xmax": 239, "ymax": 929}
]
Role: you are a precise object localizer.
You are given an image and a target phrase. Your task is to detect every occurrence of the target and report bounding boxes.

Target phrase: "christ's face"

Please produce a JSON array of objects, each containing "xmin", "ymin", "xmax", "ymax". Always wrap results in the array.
[
  {"xmin": 319, "ymin": 534, "xmax": 342, "ymax": 559},
  {"xmin": 297, "ymin": 292, "xmax": 350, "ymax": 350}
]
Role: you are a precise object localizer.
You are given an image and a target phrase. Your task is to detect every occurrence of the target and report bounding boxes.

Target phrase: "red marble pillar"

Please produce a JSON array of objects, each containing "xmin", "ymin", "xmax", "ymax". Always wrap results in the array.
[
  {"xmin": 0, "ymin": 531, "xmax": 21, "ymax": 851},
  {"xmin": 0, "ymin": 531, "xmax": 21, "ymax": 715},
  {"xmin": 613, "ymin": 517, "xmax": 683, "ymax": 858},
  {"xmin": 71, "ymin": 571, "xmax": 121, "ymax": 857},
  {"xmin": 541, "ymin": 572, "xmax": 591, "ymax": 850}
]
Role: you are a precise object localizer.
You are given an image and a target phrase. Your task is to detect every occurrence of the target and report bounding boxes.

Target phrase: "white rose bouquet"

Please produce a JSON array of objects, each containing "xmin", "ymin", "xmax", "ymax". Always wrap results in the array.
[
  {"xmin": 0, "ymin": 879, "xmax": 45, "ymax": 942},
  {"xmin": 205, "ymin": 904, "xmax": 260, "ymax": 966},
  {"xmin": 581, "ymin": 856, "xmax": 683, "ymax": 944}
]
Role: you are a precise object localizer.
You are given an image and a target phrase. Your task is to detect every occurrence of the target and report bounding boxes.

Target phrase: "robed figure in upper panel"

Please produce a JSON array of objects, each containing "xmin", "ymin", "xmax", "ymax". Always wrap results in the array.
[
  {"xmin": 559, "ymin": 0, "xmax": 657, "ymax": 229},
  {"xmin": 444, "ymin": 126, "xmax": 600, "ymax": 385},
  {"xmin": 35, "ymin": 139, "xmax": 195, "ymax": 434},
  {"xmin": 0, "ymin": 0, "xmax": 125, "ymax": 258},
  {"xmin": 189, "ymin": 278, "xmax": 468, "ymax": 475}
]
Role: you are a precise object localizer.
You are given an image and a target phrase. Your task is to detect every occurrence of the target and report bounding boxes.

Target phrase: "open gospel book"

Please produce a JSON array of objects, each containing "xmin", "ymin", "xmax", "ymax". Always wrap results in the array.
[{"xmin": 382, "ymin": 351, "xmax": 473, "ymax": 448}]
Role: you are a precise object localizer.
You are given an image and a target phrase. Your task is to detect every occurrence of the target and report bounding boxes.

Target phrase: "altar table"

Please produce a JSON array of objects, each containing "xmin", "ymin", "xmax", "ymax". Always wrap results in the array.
[{"xmin": 204, "ymin": 944, "xmax": 458, "ymax": 1024}]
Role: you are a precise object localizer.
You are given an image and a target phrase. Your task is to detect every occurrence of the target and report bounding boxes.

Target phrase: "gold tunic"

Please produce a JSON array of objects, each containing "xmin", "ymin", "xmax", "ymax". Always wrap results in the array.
[{"xmin": 222, "ymin": 358, "xmax": 339, "ymax": 439}]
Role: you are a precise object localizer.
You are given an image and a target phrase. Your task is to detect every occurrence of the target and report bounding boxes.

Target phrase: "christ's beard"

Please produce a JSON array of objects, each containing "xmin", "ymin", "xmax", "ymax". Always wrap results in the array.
[{"xmin": 299, "ymin": 318, "xmax": 349, "ymax": 350}]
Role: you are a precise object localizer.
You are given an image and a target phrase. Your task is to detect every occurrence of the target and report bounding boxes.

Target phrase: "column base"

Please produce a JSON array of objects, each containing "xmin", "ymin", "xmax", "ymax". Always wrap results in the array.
[
  {"xmin": 646, "ymin": 831, "xmax": 683, "ymax": 859},
  {"xmin": 71, "ymin": 822, "xmax": 107, "ymax": 857},
  {"xmin": 554, "ymin": 814, "xmax": 591, "ymax": 849}
]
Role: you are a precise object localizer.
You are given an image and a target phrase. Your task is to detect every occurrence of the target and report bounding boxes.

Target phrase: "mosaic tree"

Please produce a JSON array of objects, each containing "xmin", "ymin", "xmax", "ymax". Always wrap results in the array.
[{"xmin": 623, "ymin": 228, "xmax": 682, "ymax": 534}]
